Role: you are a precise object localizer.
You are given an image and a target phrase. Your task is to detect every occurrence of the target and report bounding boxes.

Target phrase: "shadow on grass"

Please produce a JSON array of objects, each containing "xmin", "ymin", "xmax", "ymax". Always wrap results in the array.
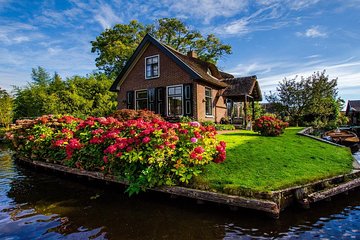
[{"xmin": 219, "ymin": 132, "xmax": 259, "ymax": 137}]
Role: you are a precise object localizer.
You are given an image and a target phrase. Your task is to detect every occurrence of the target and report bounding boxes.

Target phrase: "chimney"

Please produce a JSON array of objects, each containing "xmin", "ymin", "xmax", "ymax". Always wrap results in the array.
[{"xmin": 187, "ymin": 50, "xmax": 197, "ymax": 58}]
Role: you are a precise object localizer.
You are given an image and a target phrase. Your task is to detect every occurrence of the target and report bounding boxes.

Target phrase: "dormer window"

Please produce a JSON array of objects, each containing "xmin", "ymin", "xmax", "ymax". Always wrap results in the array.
[{"xmin": 145, "ymin": 55, "xmax": 159, "ymax": 79}]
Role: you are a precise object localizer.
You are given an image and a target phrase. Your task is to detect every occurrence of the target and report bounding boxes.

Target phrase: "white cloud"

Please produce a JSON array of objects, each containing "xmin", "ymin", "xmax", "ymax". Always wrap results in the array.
[
  {"xmin": 0, "ymin": 22, "xmax": 43, "ymax": 45},
  {"xmin": 228, "ymin": 56, "xmax": 360, "ymax": 103},
  {"xmin": 94, "ymin": 3, "xmax": 122, "ymax": 29},
  {"xmin": 297, "ymin": 26, "xmax": 327, "ymax": 38}
]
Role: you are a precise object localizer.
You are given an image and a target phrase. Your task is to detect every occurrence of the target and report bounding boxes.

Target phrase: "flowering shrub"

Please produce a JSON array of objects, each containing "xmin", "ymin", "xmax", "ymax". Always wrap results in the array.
[
  {"xmin": 7, "ymin": 115, "xmax": 226, "ymax": 195},
  {"xmin": 110, "ymin": 109, "xmax": 164, "ymax": 122},
  {"xmin": 253, "ymin": 116, "xmax": 288, "ymax": 136}
]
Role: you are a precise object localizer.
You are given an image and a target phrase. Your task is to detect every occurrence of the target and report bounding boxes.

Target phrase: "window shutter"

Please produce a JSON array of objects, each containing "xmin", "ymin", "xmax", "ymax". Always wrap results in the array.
[
  {"xmin": 126, "ymin": 91, "xmax": 134, "ymax": 109},
  {"xmin": 148, "ymin": 88, "xmax": 155, "ymax": 112},
  {"xmin": 183, "ymin": 84, "xmax": 193, "ymax": 116},
  {"xmin": 155, "ymin": 87, "xmax": 165, "ymax": 116}
]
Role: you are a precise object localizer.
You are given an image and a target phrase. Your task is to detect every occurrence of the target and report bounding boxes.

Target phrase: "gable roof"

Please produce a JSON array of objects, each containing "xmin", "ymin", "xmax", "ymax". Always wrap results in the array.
[
  {"xmin": 221, "ymin": 76, "xmax": 262, "ymax": 101},
  {"xmin": 346, "ymin": 100, "xmax": 360, "ymax": 115},
  {"xmin": 110, "ymin": 34, "xmax": 227, "ymax": 91}
]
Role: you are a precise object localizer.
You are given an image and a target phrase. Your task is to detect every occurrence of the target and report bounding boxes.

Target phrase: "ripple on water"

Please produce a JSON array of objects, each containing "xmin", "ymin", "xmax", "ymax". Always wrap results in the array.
[{"xmin": 0, "ymin": 145, "xmax": 360, "ymax": 239}]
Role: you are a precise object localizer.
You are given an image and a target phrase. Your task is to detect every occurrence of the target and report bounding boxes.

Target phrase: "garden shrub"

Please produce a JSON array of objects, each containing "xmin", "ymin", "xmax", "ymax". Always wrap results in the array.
[
  {"xmin": 201, "ymin": 121, "xmax": 215, "ymax": 127},
  {"xmin": 253, "ymin": 116, "xmax": 288, "ymax": 136},
  {"xmin": 110, "ymin": 109, "xmax": 164, "ymax": 122},
  {"xmin": 215, "ymin": 124, "xmax": 235, "ymax": 131},
  {"xmin": 7, "ymin": 115, "xmax": 226, "ymax": 195}
]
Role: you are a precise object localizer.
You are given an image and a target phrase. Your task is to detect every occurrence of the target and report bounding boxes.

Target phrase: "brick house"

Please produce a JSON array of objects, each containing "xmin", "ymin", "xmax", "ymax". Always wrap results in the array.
[
  {"xmin": 110, "ymin": 34, "xmax": 262, "ymax": 124},
  {"xmin": 346, "ymin": 100, "xmax": 360, "ymax": 125}
]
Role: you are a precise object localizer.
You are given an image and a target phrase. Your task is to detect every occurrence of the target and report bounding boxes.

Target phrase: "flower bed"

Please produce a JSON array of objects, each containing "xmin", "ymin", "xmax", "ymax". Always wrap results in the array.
[
  {"xmin": 6, "ymin": 115, "xmax": 226, "ymax": 195},
  {"xmin": 253, "ymin": 116, "xmax": 288, "ymax": 136}
]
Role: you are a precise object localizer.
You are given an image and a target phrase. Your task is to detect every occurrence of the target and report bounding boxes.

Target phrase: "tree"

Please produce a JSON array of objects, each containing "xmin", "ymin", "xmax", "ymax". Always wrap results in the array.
[
  {"xmin": 0, "ymin": 88, "xmax": 13, "ymax": 128},
  {"xmin": 31, "ymin": 66, "xmax": 51, "ymax": 86},
  {"xmin": 91, "ymin": 18, "xmax": 231, "ymax": 77},
  {"xmin": 13, "ymin": 68, "xmax": 117, "ymax": 119},
  {"xmin": 266, "ymin": 70, "xmax": 342, "ymax": 127},
  {"xmin": 266, "ymin": 77, "xmax": 308, "ymax": 126}
]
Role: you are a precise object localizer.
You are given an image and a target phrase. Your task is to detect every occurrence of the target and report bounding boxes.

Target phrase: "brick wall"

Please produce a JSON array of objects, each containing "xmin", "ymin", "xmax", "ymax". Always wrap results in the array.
[{"xmin": 195, "ymin": 83, "xmax": 227, "ymax": 123}]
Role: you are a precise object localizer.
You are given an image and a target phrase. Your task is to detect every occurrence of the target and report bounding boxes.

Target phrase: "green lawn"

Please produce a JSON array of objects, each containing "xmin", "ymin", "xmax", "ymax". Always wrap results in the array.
[{"xmin": 194, "ymin": 128, "xmax": 354, "ymax": 195}]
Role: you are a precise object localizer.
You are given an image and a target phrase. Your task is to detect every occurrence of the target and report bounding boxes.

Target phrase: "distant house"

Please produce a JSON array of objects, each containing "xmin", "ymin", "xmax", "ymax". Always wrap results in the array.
[
  {"xmin": 110, "ymin": 34, "xmax": 262, "ymax": 124},
  {"xmin": 345, "ymin": 100, "xmax": 360, "ymax": 125}
]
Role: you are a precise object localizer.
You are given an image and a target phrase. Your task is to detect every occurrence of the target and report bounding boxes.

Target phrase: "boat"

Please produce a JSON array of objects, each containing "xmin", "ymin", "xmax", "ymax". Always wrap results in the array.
[{"xmin": 324, "ymin": 129, "xmax": 360, "ymax": 147}]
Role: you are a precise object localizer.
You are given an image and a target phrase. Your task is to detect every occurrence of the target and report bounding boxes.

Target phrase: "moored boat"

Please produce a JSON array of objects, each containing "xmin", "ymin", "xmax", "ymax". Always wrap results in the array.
[{"xmin": 324, "ymin": 129, "xmax": 360, "ymax": 147}]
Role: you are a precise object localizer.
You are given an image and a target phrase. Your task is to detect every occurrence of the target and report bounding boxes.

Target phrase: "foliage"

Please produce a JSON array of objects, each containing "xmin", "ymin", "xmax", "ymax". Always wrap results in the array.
[
  {"xmin": 201, "ymin": 121, "xmax": 215, "ymax": 127},
  {"xmin": 110, "ymin": 109, "xmax": 164, "ymax": 122},
  {"xmin": 13, "ymin": 70, "xmax": 117, "ymax": 119},
  {"xmin": 91, "ymin": 18, "xmax": 231, "ymax": 76},
  {"xmin": 179, "ymin": 116, "xmax": 193, "ymax": 123},
  {"xmin": 7, "ymin": 115, "xmax": 226, "ymax": 195},
  {"xmin": 253, "ymin": 116, "xmax": 288, "ymax": 136},
  {"xmin": 0, "ymin": 88, "xmax": 13, "ymax": 128},
  {"xmin": 31, "ymin": 66, "xmax": 51, "ymax": 86},
  {"xmin": 266, "ymin": 70, "xmax": 342, "ymax": 127},
  {"xmin": 215, "ymin": 124, "xmax": 235, "ymax": 131},
  {"xmin": 195, "ymin": 128, "xmax": 353, "ymax": 195}
]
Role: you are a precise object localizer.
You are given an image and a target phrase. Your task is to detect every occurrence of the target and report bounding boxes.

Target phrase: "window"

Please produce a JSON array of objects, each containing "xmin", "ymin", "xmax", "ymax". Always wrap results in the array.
[
  {"xmin": 135, "ymin": 90, "xmax": 148, "ymax": 110},
  {"xmin": 145, "ymin": 55, "xmax": 159, "ymax": 79},
  {"xmin": 205, "ymin": 87, "xmax": 213, "ymax": 116},
  {"xmin": 167, "ymin": 85, "xmax": 183, "ymax": 116}
]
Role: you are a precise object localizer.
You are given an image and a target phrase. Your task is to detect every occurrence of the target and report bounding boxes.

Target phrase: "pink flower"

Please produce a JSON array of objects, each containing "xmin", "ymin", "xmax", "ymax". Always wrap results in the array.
[
  {"xmin": 104, "ymin": 144, "xmax": 117, "ymax": 154},
  {"xmin": 142, "ymin": 136, "xmax": 151, "ymax": 144},
  {"xmin": 194, "ymin": 146, "xmax": 205, "ymax": 154},
  {"xmin": 190, "ymin": 137, "xmax": 198, "ymax": 143},
  {"xmin": 189, "ymin": 121, "xmax": 200, "ymax": 127}
]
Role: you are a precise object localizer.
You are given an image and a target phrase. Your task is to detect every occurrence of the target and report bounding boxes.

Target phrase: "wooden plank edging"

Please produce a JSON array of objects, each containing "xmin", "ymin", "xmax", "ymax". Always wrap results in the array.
[{"xmin": 15, "ymin": 157, "xmax": 280, "ymax": 217}]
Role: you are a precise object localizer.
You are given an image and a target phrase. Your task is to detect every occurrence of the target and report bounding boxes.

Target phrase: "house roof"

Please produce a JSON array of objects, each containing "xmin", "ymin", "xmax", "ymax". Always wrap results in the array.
[
  {"xmin": 346, "ymin": 100, "xmax": 360, "ymax": 115},
  {"xmin": 221, "ymin": 76, "xmax": 262, "ymax": 101},
  {"xmin": 110, "ymin": 34, "xmax": 227, "ymax": 91}
]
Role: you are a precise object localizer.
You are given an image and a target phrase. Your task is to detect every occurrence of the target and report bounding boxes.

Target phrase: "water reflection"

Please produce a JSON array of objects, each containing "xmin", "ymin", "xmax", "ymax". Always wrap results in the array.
[{"xmin": 0, "ymin": 144, "xmax": 360, "ymax": 239}]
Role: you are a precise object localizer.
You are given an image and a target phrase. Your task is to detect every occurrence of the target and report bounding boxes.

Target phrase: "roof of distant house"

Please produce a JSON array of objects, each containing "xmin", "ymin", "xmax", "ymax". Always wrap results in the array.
[{"xmin": 346, "ymin": 100, "xmax": 360, "ymax": 114}]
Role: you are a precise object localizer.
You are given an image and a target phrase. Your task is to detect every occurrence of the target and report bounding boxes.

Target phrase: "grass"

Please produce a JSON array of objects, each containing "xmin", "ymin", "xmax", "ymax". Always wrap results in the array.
[{"xmin": 194, "ymin": 127, "xmax": 354, "ymax": 195}]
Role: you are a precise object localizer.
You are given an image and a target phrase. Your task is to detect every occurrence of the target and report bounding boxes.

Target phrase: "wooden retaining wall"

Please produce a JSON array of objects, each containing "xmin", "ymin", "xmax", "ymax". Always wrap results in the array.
[{"xmin": 14, "ymin": 156, "xmax": 360, "ymax": 219}]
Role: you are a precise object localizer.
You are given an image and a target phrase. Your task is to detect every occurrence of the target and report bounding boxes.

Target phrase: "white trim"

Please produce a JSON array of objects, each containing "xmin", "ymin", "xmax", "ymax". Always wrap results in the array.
[
  {"xmin": 144, "ymin": 54, "xmax": 160, "ymax": 80},
  {"xmin": 205, "ymin": 87, "xmax": 213, "ymax": 116},
  {"xmin": 166, "ymin": 84, "xmax": 183, "ymax": 116},
  {"xmin": 135, "ymin": 89, "xmax": 148, "ymax": 110}
]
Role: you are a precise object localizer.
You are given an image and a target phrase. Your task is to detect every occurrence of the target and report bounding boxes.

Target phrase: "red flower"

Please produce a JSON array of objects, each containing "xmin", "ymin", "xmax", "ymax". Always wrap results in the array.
[
  {"xmin": 103, "ymin": 156, "xmax": 108, "ymax": 164},
  {"xmin": 142, "ymin": 136, "xmax": 151, "ymax": 144},
  {"xmin": 194, "ymin": 146, "xmax": 205, "ymax": 154}
]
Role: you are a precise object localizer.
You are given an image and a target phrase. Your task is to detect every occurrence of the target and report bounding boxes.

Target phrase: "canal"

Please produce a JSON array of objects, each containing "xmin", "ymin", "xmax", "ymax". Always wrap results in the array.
[{"xmin": 1, "ymin": 144, "xmax": 359, "ymax": 239}]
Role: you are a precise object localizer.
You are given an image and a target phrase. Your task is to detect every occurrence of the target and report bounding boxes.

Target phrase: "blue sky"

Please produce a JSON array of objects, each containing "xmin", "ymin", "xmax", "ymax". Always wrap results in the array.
[{"xmin": 1, "ymin": 0, "xmax": 360, "ymax": 103}]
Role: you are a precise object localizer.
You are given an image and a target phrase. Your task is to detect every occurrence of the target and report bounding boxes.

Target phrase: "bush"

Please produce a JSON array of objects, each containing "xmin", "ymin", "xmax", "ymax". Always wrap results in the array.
[
  {"xmin": 7, "ymin": 115, "xmax": 226, "ymax": 195},
  {"xmin": 215, "ymin": 124, "xmax": 235, "ymax": 131},
  {"xmin": 253, "ymin": 116, "xmax": 288, "ymax": 136},
  {"xmin": 110, "ymin": 109, "xmax": 164, "ymax": 122},
  {"xmin": 179, "ymin": 116, "xmax": 193, "ymax": 123},
  {"xmin": 201, "ymin": 121, "xmax": 215, "ymax": 127}
]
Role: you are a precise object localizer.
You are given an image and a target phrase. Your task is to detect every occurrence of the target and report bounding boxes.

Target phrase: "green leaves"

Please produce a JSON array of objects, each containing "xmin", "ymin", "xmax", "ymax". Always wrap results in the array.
[{"xmin": 91, "ymin": 18, "xmax": 232, "ymax": 76}]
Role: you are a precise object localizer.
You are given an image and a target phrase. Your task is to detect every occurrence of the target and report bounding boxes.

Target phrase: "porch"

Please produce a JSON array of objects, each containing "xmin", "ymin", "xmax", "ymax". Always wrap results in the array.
[{"xmin": 220, "ymin": 76, "xmax": 262, "ymax": 128}]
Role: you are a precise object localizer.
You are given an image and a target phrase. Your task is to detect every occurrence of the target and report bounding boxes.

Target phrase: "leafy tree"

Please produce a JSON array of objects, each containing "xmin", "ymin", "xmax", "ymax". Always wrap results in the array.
[
  {"xmin": 266, "ymin": 70, "xmax": 341, "ymax": 127},
  {"xmin": 266, "ymin": 77, "xmax": 308, "ymax": 126},
  {"xmin": 0, "ymin": 88, "xmax": 13, "ymax": 128},
  {"xmin": 91, "ymin": 18, "xmax": 231, "ymax": 77},
  {"xmin": 31, "ymin": 66, "xmax": 51, "ymax": 86},
  {"xmin": 13, "ymin": 68, "xmax": 117, "ymax": 119}
]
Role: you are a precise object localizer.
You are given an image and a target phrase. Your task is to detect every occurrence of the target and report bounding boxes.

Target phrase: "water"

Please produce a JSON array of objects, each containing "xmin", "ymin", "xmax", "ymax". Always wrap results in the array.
[{"xmin": 1, "ymin": 144, "xmax": 360, "ymax": 239}]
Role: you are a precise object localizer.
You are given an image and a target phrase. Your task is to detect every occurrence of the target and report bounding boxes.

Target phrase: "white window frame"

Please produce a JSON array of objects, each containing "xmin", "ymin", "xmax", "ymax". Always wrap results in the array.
[
  {"xmin": 145, "ymin": 55, "xmax": 160, "ymax": 79},
  {"xmin": 135, "ymin": 89, "xmax": 148, "ymax": 110},
  {"xmin": 205, "ymin": 87, "xmax": 213, "ymax": 117},
  {"xmin": 166, "ymin": 84, "xmax": 183, "ymax": 116}
]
